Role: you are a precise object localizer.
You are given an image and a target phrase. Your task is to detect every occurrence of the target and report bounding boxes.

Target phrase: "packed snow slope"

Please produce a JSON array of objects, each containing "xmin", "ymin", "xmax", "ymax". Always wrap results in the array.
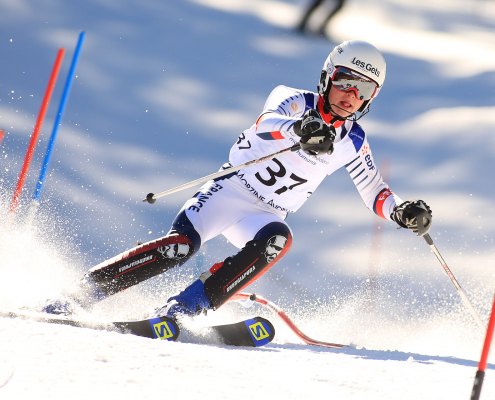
[{"xmin": 0, "ymin": 0, "xmax": 494, "ymax": 399}]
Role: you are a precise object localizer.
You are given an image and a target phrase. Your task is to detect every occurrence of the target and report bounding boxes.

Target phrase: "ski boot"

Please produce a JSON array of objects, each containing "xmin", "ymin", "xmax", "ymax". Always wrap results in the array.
[
  {"xmin": 38, "ymin": 295, "xmax": 84, "ymax": 316},
  {"xmin": 152, "ymin": 279, "xmax": 212, "ymax": 320},
  {"xmin": 38, "ymin": 275, "xmax": 109, "ymax": 316}
]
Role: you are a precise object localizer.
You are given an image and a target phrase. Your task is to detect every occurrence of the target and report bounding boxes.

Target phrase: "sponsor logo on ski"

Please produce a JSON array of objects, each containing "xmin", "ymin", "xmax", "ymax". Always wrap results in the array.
[
  {"xmin": 153, "ymin": 321, "xmax": 174, "ymax": 339},
  {"xmin": 249, "ymin": 322, "xmax": 269, "ymax": 341},
  {"xmin": 350, "ymin": 57, "xmax": 380, "ymax": 77},
  {"xmin": 291, "ymin": 102, "xmax": 298, "ymax": 112},
  {"xmin": 118, "ymin": 255, "xmax": 154, "ymax": 273}
]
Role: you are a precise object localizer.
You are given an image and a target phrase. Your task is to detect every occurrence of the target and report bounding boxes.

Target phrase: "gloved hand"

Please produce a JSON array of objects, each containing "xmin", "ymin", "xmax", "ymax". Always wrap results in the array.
[
  {"xmin": 293, "ymin": 109, "xmax": 336, "ymax": 156},
  {"xmin": 391, "ymin": 200, "xmax": 433, "ymax": 237}
]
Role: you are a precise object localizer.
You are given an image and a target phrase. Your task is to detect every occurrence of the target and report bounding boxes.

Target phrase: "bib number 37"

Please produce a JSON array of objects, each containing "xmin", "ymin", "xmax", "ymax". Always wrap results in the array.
[{"xmin": 254, "ymin": 158, "xmax": 307, "ymax": 195}]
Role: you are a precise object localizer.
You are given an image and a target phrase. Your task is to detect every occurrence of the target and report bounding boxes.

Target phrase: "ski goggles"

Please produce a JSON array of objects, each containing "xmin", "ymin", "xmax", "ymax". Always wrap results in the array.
[{"xmin": 331, "ymin": 67, "xmax": 378, "ymax": 101}]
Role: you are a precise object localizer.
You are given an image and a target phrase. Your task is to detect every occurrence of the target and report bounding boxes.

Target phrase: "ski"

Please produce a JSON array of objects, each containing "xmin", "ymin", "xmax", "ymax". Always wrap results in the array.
[
  {"xmin": 0, "ymin": 309, "xmax": 180, "ymax": 341},
  {"xmin": 209, "ymin": 316, "xmax": 275, "ymax": 347},
  {"xmin": 0, "ymin": 309, "xmax": 275, "ymax": 347}
]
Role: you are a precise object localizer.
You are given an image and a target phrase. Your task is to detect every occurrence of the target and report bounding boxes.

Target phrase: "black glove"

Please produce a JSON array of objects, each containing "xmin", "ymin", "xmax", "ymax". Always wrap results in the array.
[
  {"xmin": 293, "ymin": 109, "xmax": 336, "ymax": 156},
  {"xmin": 391, "ymin": 200, "xmax": 432, "ymax": 237}
]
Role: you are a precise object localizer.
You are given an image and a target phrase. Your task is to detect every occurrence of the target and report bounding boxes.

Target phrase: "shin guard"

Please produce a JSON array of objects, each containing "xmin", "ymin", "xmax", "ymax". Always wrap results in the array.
[
  {"xmin": 202, "ymin": 222, "xmax": 292, "ymax": 309},
  {"xmin": 86, "ymin": 233, "xmax": 197, "ymax": 296},
  {"xmin": 84, "ymin": 210, "xmax": 201, "ymax": 297}
]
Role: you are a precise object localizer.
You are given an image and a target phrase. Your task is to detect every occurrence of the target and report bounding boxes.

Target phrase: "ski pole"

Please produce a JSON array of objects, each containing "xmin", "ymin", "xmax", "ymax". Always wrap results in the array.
[
  {"xmin": 143, "ymin": 143, "xmax": 301, "ymax": 204},
  {"xmin": 423, "ymin": 233, "xmax": 486, "ymax": 333},
  {"xmin": 471, "ymin": 290, "xmax": 495, "ymax": 400}
]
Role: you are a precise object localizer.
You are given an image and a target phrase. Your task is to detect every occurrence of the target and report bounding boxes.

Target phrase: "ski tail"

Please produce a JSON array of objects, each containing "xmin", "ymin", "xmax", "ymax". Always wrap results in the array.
[{"xmin": 211, "ymin": 317, "xmax": 275, "ymax": 347}]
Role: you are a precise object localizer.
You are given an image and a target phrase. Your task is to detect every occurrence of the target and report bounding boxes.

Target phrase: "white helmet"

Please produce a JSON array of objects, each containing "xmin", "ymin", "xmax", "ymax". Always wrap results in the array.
[{"xmin": 318, "ymin": 40, "xmax": 386, "ymax": 116}]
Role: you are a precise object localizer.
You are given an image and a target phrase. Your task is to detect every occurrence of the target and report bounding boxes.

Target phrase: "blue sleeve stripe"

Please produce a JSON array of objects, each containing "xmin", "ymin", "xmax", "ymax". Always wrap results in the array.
[
  {"xmin": 347, "ymin": 161, "xmax": 362, "ymax": 174},
  {"xmin": 280, "ymin": 120, "xmax": 292, "ymax": 131},
  {"xmin": 277, "ymin": 106, "xmax": 288, "ymax": 116},
  {"xmin": 352, "ymin": 168, "xmax": 365, "ymax": 180},
  {"xmin": 344, "ymin": 155, "xmax": 360, "ymax": 168},
  {"xmin": 360, "ymin": 170, "xmax": 379, "ymax": 190},
  {"xmin": 365, "ymin": 178, "xmax": 381, "ymax": 194},
  {"xmin": 355, "ymin": 175, "xmax": 368, "ymax": 186}
]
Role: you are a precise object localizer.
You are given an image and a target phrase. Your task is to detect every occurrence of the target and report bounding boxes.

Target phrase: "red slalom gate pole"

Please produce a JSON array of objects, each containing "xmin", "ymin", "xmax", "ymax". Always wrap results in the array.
[
  {"xmin": 0, "ymin": 129, "xmax": 4, "ymax": 145},
  {"xmin": 231, "ymin": 292, "xmax": 347, "ymax": 348},
  {"xmin": 471, "ymin": 291, "xmax": 495, "ymax": 400},
  {"xmin": 9, "ymin": 48, "xmax": 65, "ymax": 213}
]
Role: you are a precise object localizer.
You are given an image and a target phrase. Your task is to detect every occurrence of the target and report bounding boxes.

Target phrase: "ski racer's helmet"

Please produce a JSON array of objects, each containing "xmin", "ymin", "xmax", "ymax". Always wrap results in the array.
[{"xmin": 317, "ymin": 40, "xmax": 386, "ymax": 118}]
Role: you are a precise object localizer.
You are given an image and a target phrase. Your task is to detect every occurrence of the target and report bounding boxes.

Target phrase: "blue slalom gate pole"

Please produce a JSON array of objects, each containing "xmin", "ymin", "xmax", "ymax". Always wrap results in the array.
[{"xmin": 33, "ymin": 31, "xmax": 85, "ymax": 202}]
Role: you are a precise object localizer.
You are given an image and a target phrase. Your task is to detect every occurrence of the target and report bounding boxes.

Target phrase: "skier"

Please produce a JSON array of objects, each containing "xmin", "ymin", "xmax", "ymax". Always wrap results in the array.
[{"xmin": 43, "ymin": 40, "xmax": 433, "ymax": 319}]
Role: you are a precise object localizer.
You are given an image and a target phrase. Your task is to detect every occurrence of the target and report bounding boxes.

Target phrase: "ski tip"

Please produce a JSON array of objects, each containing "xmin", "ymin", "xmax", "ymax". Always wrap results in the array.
[{"xmin": 244, "ymin": 317, "xmax": 275, "ymax": 347}]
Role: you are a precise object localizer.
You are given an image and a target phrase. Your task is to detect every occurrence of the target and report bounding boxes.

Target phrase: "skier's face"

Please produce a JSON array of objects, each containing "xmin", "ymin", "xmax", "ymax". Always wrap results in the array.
[{"xmin": 327, "ymin": 84, "xmax": 365, "ymax": 118}]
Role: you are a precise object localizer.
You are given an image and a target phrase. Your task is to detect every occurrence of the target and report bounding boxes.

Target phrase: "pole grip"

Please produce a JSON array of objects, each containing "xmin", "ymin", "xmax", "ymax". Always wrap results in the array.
[
  {"xmin": 291, "ymin": 143, "xmax": 301, "ymax": 152},
  {"xmin": 423, "ymin": 233, "xmax": 434, "ymax": 246}
]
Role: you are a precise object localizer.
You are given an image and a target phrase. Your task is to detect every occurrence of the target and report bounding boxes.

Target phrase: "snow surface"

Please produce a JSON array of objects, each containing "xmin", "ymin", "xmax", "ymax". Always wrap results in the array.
[{"xmin": 0, "ymin": 0, "xmax": 495, "ymax": 399}]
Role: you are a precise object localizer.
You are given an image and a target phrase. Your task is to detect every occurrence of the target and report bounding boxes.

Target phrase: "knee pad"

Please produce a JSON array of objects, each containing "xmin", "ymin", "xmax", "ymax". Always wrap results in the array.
[
  {"xmin": 203, "ymin": 222, "xmax": 292, "ymax": 308},
  {"xmin": 170, "ymin": 209, "xmax": 202, "ymax": 251},
  {"xmin": 88, "ymin": 211, "xmax": 201, "ymax": 296},
  {"xmin": 253, "ymin": 222, "xmax": 292, "ymax": 262}
]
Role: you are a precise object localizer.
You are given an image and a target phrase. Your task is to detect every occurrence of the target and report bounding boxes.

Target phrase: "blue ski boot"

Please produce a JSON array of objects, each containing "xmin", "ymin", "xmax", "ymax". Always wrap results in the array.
[
  {"xmin": 39, "ymin": 275, "xmax": 109, "ymax": 316},
  {"xmin": 39, "ymin": 295, "xmax": 83, "ymax": 315},
  {"xmin": 152, "ymin": 279, "xmax": 212, "ymax": 320}
]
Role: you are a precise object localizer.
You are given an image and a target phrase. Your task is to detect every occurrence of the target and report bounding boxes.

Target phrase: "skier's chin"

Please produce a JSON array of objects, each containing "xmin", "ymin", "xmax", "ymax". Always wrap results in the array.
[{"xmin": 330, "ymin": 104, "xmax": 354, "ymax": 119}]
